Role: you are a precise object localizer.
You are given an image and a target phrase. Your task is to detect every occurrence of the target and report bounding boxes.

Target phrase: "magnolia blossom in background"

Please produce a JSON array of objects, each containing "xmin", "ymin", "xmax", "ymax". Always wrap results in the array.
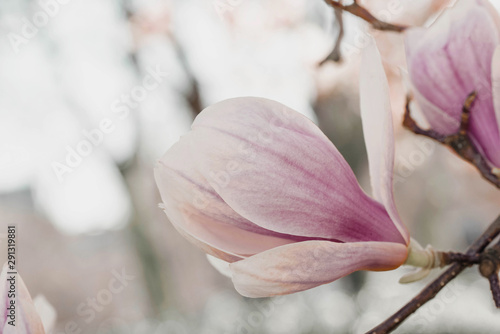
[
  {"xmin": 405, "ymin": 0, "xmax": 500, "ymax": 167},
  {"xmin": 155, "ymin": 40, "xmax": 411, "ymax": 298},
  {"xmin": 0, "ymin": 264, "xmax": 46, "ymax": 334}
]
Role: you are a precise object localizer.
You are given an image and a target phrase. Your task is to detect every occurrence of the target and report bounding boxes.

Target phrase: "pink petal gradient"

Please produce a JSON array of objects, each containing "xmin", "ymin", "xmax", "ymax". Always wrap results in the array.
[
  {"xmin": 1, "ymin": 264, "xmax": 45, "ymax": 334},
  {"xmin": 492, "ymin": 46, "xmax": 500, "ymax": 141},
  {"xmin": 405, "ymin": 0, "xmax": 500, "ymax": 167},
  {"xmin": 360, "ymin": 38, "xmax": 409, "ymax": 245},
  {"xmin": 189, "ymin": 98, "xmax": 404, "ymax": 244},
  {"xmin": 154, "ymin": 134, "xmax": 340, "ymax": 262},
  {"xmin": 155, "ymin": 40, "xmax": 411, "ymax": 297},
  {"xmin": 229, "ymin": 240, "xmax": 408, "ymax": 297}
]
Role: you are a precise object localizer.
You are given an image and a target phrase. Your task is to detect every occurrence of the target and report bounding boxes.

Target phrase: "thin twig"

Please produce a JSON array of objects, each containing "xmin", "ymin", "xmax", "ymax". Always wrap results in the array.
[
  {"xmin": 320, "ymin": 8, "xmax": 344, "ymax": 64},
  {"xmin": 488, "ymin": 273, "xmax": 500, "ymax": 308},
  {"xmin": 440, "ymin": 251, "xmax": 481, "ymax": 265},
  {"xmin": 366, "ymin": 215, "xmax": 500, "ymax": 334},
  {"xmin": 478, "ymin": 243, "xmax": 500, "ymax": 307},
  {"xmin": 323, "ymin": 0, "xmax": 407, "ymax": 32},
  {"xmin": 403, "ymin": 94, "xmax": 500, "ymax": 189}
]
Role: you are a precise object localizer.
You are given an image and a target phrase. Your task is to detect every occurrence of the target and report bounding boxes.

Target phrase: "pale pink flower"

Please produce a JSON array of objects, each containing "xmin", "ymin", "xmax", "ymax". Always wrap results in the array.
[
  {"xmin": 1, "ymin": 264, "xmax": 46, "ymax": 334},
  {"xmin": 155, "ymin": 40, "xmax": 409, "ymax": 297},
  {"xmin": 405, "ymin": 0, "xmax": 500, "ymax": 167}
]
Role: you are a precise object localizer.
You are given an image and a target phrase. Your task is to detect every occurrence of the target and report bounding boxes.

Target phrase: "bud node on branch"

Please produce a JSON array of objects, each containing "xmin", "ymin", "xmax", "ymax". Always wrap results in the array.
[{"xmin": 403, "ymin": 94, "xmax": 500, "ymax": 189}]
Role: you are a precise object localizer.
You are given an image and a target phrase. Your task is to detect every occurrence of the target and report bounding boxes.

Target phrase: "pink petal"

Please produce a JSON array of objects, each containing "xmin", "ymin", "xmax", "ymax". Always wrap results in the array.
[
  {"xmin": 1, "ymin": 264, "xmax": 45, "ymax": 334},
  {"xmin": 168, "ymin": 217, "xmax": 243, "ymax": 263},
  {"xmin": 410, "ymin": 84, "xmax": 460, "ymax": 134},
  {"xmin": 229, "ymin": 240, "xmax": 408, "ymax": 297},
  {"xmin": 405, "ymin": 0, "xmax": 500, "ymax": 166},
  {"xmin": 492, "ymin": 46, "xmax": 500, "ymax": 163},
  {"xmin": 190, "ymin": 97, "xmax": 404, "ymax": 244},
  {"xmin": 360, "ymin": 38, "xmax": 409, "ymax": 244},
  {"xmin": 154, "ymin": 134, "xmax": 325, "ymax": 261}
]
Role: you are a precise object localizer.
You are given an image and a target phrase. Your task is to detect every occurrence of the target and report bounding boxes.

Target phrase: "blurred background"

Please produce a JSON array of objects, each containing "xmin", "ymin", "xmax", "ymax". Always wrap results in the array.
[{"xmin": 0, "ymin": 0, "xmax": 499, "ymax": 333}]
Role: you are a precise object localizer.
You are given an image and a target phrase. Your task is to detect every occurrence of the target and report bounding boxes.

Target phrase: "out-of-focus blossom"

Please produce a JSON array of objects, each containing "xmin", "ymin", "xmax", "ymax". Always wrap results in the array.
[
  {"xmin": 0, "ymin": 1, "xmax": 134, "ymax": 235},
  {"xmin": 363, "ymin": 0, "xmax": 452, "ymax": 28},
  {"xmin": 405, "ymin": 0, "xmax": 500, "ymax": 167},
  {"xmin": 0, "ymin": 264, "xmax": 46, "ymax": 334},
  {"xmin": 174, "ymin": 0, "xmax": 319, "ymax": 121},
  {"xmin": 130, "ymin": 3, "xmax": 173, "ymax": 44},
  {"xmin": 155, "ymin": 39, "xmax": 409, "ymax": 297},
  {"xmin": 48, "ymin": 0, "xmax": 138, "ymax": 166}
]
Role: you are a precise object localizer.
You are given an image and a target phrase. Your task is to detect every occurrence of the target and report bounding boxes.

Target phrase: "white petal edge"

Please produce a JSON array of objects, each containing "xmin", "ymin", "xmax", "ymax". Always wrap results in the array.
[
  {"xmin": 360, "ymin": 37, "xmax": 409, "ymax": 244},
  {"xmin": 206, "ymin": 254, "xmax": 232, "ymax": 279}
]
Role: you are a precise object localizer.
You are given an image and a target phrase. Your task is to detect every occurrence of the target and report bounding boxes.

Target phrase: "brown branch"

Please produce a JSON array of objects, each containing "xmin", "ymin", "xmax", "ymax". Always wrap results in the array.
[
  {"xmin": 488, "ymin": 273, "xmax": 500, "ymax": 308},
  {"xmin": 478, "ymin": 244, "xmax": 500, "ymax": 307},
  {"xmin": 366, "ymin": 215, "xmax": 500, "ymax": 334},
  {"xmin": 403, "ymin": 94, "xmax": 500, "ymax": 189},
  {"xmin": 440, "ymin": 251, "xmax": 481, "ymax": 265},
  {"xmin": 323, "ymin": 0, "xmax": 407, "ymax": 32}
]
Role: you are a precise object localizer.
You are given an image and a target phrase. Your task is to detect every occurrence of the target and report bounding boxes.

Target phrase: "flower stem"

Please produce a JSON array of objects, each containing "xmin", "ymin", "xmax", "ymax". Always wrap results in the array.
[{"xmin": 366, "ymin": 215, "xmax": 500, "ymax": 334}]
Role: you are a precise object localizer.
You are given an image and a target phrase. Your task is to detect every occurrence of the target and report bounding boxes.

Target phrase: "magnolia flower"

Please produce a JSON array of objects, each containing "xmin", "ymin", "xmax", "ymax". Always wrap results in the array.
[
  {"xmin": 405, "ymin": 0, "xmax": 500, "ymax": 168},
  {"xmin": 0, "ymin": 264, "xmax": 46, "ymax": 333},
  {"xmin": 155, "ymin": 40, "xmax": 410, "ymax": 297}
]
